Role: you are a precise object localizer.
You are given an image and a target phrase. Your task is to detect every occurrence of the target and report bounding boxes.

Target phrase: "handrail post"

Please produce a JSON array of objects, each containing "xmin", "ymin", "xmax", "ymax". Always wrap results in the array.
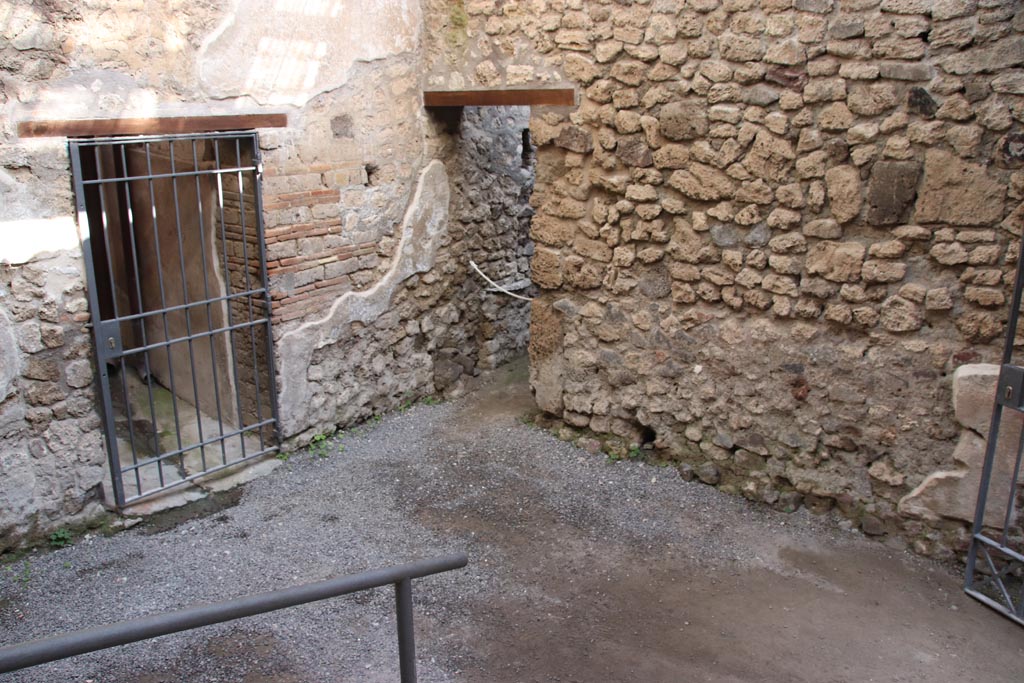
[
  {"xmin": 395, "ymin": 578, "xmax": 417, "ymax": 683},
  {"xmin": 0, "ymin": 553, "xmax": 467, "ymax": 676}
]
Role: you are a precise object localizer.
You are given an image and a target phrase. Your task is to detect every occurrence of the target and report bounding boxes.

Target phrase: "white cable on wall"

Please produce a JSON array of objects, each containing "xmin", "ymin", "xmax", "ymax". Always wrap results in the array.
[{"xmin": 469, "ymin": 259, "xmax": 535, "ymax": 302}]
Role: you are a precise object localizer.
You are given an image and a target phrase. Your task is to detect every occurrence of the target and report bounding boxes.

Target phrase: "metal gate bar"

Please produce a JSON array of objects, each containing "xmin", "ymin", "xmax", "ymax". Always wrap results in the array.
[
  {"xmin": 70, "ymin": 132, "xmax": 280, "ymax": 506},
  {"xmin": 0, "ymin": 553, "xmax": 469, "ymax": 682},
  {"xmin": 964, "ymin": 225, "xmax": 1024, "ymax": 627}
]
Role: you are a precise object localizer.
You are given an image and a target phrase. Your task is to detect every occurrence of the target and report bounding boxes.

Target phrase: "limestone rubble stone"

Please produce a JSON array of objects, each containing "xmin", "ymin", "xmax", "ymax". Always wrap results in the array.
[
  {"xmin": 824, "ymin": 165, "xmax": 863, "ymax": 224},
  {"xmin": 806, "ymin": 241, "xmax": 866, "ymax": 282},
  {"xmin": 865, "ymin": 160, "xmax": 921, "ymax": 226},
  {"xmin": 901, "ymin": 365, "xmax": 1020, "ymax": 528},
  {"xmin": 915, "ymin": 150, "xmax": 1006, "ymax": 225}
]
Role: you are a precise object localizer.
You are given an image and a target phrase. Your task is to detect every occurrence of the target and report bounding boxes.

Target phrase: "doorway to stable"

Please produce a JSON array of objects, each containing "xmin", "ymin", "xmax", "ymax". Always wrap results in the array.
[{"xmin": 70, "ymin": 132, "xmax": 279, "ymax": 506}]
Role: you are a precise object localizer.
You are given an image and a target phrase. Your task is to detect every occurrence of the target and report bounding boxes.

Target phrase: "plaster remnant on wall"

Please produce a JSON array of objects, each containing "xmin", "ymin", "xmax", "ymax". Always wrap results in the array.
[
  {"xmin": 0, "ymin": 217, "xmax": 81, "ymax": 265},
  {"xmin": 199, "ymin": 0, "xmax": 422, "ymax": 106},
  {"xmin": 900, "ymin": 364, "xmax": 1020, "ymax": 530},
  {"xmin": 0, "ymin": 310, "xmax": 21, "ymax": 400},
  {"xmin": 276, "ymin": 159, "xmax": 450, "ymax": 434}
]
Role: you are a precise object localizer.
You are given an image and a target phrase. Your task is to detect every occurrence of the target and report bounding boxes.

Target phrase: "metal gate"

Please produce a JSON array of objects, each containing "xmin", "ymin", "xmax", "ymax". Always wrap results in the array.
[
  {"xmin": 70, "ymin": 132, "xmax": 280, "ymax": 506},
  {"xmin": 964, "ymin": 237, "xmax": 1024, "ymax": 627}
]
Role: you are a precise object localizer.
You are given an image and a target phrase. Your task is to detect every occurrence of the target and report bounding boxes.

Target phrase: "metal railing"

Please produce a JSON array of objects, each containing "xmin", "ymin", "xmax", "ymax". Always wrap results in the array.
[{"xmin": 0, "ymin": 553, "xmax": 468, "ymax": 682}]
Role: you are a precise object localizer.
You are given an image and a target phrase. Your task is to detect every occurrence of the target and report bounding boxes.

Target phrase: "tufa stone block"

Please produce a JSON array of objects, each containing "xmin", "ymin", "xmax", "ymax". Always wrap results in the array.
[
  {"xmin": 866, "ymin": 160, "xmax": 921, "ymax": 226},
  {"xmin": 914, "ymin": 150, "xmax": 1006, "ymax": 225}
]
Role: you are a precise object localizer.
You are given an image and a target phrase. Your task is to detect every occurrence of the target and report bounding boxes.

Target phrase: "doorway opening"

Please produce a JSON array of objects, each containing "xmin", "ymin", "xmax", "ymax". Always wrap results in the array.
[{"xmin": 70, "ymin": 132, "xmax": 280, "ymax": 506}]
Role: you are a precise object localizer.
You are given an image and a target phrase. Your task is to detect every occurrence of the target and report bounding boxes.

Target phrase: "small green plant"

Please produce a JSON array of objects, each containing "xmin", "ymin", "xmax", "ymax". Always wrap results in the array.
[
  {"xmin": 422, "ymin": 396, "xmax": 442, "ymax": 406},
  {"xmin": 398, "ymin": 399, "xmax": 413, "ymax": 413},
  {"xmin": 4, "ymin": 559, "xmax": 31, "ymax": 587},
  {"xmin": 49, "ymin": 528, "xmax": 72, "ymax": 549},
  {"xmin": 276, "ymin": 452, "xmax": 290, "ymax": 462},
  {"xmin": 310, "ymin": 431, "xmax": 333, "ymax": 458},
  {"xmin": 627, "ymin": 446, "xmax": 642, "ymax": 460}
]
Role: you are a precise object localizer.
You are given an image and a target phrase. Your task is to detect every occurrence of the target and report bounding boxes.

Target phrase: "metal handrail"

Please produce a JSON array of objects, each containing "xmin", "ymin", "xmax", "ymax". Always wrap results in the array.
[{"xmin": 0, "ymin": 553, "xmax": 468, "ymax": 682}]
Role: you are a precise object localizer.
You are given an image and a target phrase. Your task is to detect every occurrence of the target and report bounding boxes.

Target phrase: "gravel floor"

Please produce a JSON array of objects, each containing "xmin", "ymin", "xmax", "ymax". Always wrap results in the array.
[{"xmin": 1, "ymin": 356, "xmax": 1022, "ymax": 682}]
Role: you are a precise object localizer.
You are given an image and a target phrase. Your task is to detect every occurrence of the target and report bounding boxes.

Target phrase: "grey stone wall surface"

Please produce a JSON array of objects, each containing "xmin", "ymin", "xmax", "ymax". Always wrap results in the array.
[
  {"xmin": 424, "ymin": 0, "xmax": 1024, "ymax": 556},
  {"xmin": 0, "ymin": 253, "xmax": 106, "ymax": 552}
]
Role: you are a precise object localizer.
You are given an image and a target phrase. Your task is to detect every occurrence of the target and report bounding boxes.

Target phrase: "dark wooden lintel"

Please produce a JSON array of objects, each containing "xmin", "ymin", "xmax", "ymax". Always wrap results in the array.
[
  {"xmin": 423, "ymin": 88, "xmax": 575, "ymax": 108},
  {"xmin": 17, "ymin": 113, "xmax": 289, "ymax": 138}
]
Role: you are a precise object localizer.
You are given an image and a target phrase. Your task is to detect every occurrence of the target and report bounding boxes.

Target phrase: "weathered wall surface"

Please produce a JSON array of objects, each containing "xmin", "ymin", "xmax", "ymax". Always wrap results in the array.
[
  {"xmin": 0, "ymin": 253, "xmax": 106, "ymax": 551},
  {"xmin": 1, "ymin": 0, "xmax": 535, "ymax": 545},
  {"xmin": 426, "ymin": 0, "xmax": 1024, "ymax": 556}
]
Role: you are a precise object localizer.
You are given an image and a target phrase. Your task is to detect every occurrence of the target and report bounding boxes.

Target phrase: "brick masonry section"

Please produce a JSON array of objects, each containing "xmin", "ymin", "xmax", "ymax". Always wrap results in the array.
[{"xmin": 261, "ymin": 162, "xmax": 380, "ymax": 325}]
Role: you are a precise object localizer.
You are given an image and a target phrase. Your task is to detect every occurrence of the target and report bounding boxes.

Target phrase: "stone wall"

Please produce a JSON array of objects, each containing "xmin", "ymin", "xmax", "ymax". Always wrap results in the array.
[
  {"xmin": 1, "ymin": 0, "xmax": 535, "ymax": 546},
  {"xmin": 426, "ymin": 0, "xmax": 1024, "ymax": 556},
  {"xmin": 0, "ymin": 253, "xmax": 106, "ymax": 552}
]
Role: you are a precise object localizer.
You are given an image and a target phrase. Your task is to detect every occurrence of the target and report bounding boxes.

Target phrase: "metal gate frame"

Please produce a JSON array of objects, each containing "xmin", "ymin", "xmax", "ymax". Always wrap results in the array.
[
  {"xmin": 964, "ymin": 233, "xmax": 1024, "ymax": 627},
  {"xmin": 70, "ymin": 131, "xmax": 280, "ymax": 506}
]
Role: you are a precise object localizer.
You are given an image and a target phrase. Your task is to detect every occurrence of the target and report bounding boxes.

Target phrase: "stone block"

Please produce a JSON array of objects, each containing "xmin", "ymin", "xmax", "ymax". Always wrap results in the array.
[
  {"xmin": 806, "ymin": 241, "xmax": 865, "ymax": 282},
  {"xmin": 765, "ymin": 40, "xmax": 807, "ymax": 65},
  {"xmin": 953, "ymin": 364, "xmax": 999, "ymax": 435},
  {"xmin": 878, "ymin": 62, "xmax": 932, "ymax": 81},
  {"xmin": 722, "ymin": 33, "xmax": 766, "ymax": 62},
  {"xmin": 995, "ymin": 132, "xmax": 1024, "ymax": 169},
  {"xmin": 804, "ymin": 218, "xmax": 842, "ymax": 239},
  {"xmin": 825, "ymin": 165, "xmax": 862, "ymax": 224},
  {"xmin": 554, "ymin": 126, "xmax": 593, "ymax": 153},
  {"xmin": 865, "ymin": 160, "xmax": 920, "ymax": 226},
  {"xmin": 861, "ymin": 260, "xmax": 907, "ymax": 283},
  {"xmin": 529, "ymin": 301, "xmax": 564, "ymax": 415},
  {"xmin": 879, "ymin": 295, "xmax": 922, "ymax": 332},
  {"xmin": 914, "ymin": 150, "xmax": 1006, "ymax": 226},
  {"xmin": 880, "ymin": 0, "xmax": 932, "ymax": 13},
  {"xmin": 531, "ymin": 247, "xmax": 563, "ymax": 289},
  {"xmin": 529, "ymin": 214, "xmax": 575, "ymax": 247},
  {"xmin": 899, "ymin": 427, "xmax": 1019, "ymax": 528},
  {"xmin": 742, "ymin": 130, "xmax": 796, "ymax": 181},
  {"xmin": 668, "ymin": 164, "xmax": 736, "ymax": 201},
  {"xmin": 658, "ymin": 100, "xmax": 708, "ymax": 141},
  {"xmin": 992, "ymin": 70, "xmax": 1024, "ymax": 95},
  {"xmin": 940, "ymin": 36, "xmax": 1024, "ymax": 75},
  {"xmin": 64, "ymin": 360, "xmax": 94, "ymax": 389},
  {"xmin": 616, "ymin": 137, "xmax": 654, "ymax": 167},
  {"xmin": 932, "ymin": 0, "xmax": 977, "ymax": 21},
  {"xmin": 847, "ymin": 83, "xmax": 898, "ymax": 116}
]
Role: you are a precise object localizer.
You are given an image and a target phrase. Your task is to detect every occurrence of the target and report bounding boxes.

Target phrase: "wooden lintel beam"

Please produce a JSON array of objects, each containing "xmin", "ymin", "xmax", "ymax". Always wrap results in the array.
[
  {"xmin": 17, "ymin": 113, "xmax": 289, "ymax": 138},
  {"xmin": 423, "ymin": 89, "xmax": 576, "ymax": 108}
]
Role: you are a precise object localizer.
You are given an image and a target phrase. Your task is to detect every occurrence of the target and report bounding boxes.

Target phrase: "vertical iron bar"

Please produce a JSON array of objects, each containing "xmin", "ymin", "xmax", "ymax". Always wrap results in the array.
[
  {"xmin": 116, "ymin": 143, "xmax": 164, "ymax": 485},
  {"xmin": 966, "ymin": 229, "xmax": 1024, "ymax": 592},
  {"xmin": 395, "ymin": 578, "xmax": 417, "ymax": 683},
  {"xmin": 250, "ymin": 135, "xmax": 282, "ymax": 446},
  {"xmin": 168, "ymin": 141, "xmax": 209, "ymax": 473},
  {"xmin": 94, "ymin": 145, "xmax": 143, "ymax": 498},
  {"xmin": 117, "ymin": 356, "xmax": 147, "ymax": 495},
  {"xmin": 235, "ymin": 138, "xmax": 267, "ymax": 451},
  {"xmin": 213, "ymin": 141, "xmax": 249, "ymax": 459},
  {"xmin": 1016, "ymin": 571, "xmax": 1024, "ymax": 618},
  {"xmin": 70, "ymin": 143, "xmax": 126, "ymax": 507},
  {"xmin": 191, "ymin": 139, "xmax": 230, "ymax": 466},
  {"xmin": 144, "ymin": 142, "xmax": 186, "ymax": 466},
  {"xmin": 1000, "ymin": 422, "xmax": 1024, "ymax": 544}
]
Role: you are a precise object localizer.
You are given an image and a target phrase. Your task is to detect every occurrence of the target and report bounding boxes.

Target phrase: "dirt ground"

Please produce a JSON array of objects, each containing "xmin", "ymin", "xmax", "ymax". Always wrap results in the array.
[{"xmin": 2, "ymin": 356, "xmax": 1022, "ymax": 682}]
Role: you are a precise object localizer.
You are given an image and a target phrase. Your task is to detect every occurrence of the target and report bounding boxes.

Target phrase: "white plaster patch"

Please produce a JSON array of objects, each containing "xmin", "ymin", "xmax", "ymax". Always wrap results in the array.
[
  {"xmin": 199, "ymin": 0, "xmax": 422, "ymax": 106},
  {"xmin": 0, "ymin": 217, "xmax": 80, "ymax": 265},
  {"xmin": 276, "ymin": 159, "xmax": 450, "ymax": 434}
]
